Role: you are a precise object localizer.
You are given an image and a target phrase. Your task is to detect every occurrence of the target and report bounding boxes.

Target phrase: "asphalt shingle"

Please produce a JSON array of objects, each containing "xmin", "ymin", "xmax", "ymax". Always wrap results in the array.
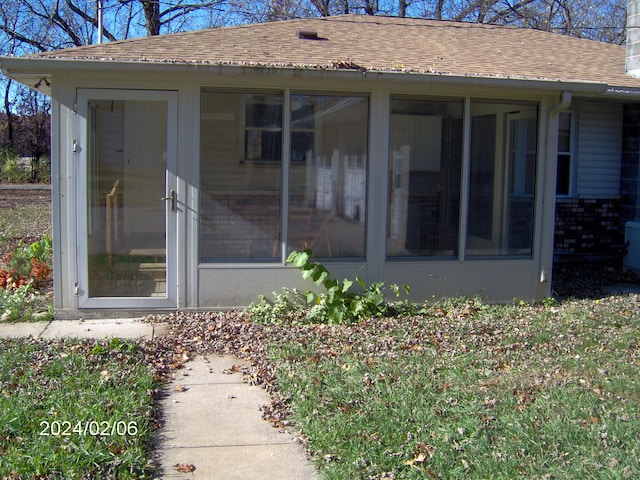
[{"xmin": 26, "ymin": 14, "xmax": 640, "ymax": 90}]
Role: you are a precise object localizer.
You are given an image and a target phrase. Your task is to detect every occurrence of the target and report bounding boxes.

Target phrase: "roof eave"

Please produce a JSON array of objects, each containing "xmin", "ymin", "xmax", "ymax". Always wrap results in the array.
[
  {"xmin": 601, "ymin": 85, "xmax": 640, "ymax": 100},
  {"xmin": 0, "ymin": 55, "xmax": 612, "ymax": 97},
  {"xmin": 0, "ymin": 57, "xmax": 54, "ymax": 95}
]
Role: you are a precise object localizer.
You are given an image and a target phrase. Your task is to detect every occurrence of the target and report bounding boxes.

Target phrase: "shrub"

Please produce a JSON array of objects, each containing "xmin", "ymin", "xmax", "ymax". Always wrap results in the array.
[
  {"xmin": 0, "ymin": 236, "xmax": 52, "ymax": 291},
  {"xmin": 248, "ymin": 288, "xmax": 307, "ymax": 324},
  {"xmin": 0, "ymin": 156, "xmax": 29, "ymax": 184}
]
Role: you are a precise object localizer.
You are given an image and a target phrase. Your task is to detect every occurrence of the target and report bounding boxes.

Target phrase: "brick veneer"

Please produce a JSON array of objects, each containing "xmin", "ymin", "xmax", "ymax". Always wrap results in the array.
[{"xmin": 554, "ymin": 199, "xmax": 623, "ymax": 260}]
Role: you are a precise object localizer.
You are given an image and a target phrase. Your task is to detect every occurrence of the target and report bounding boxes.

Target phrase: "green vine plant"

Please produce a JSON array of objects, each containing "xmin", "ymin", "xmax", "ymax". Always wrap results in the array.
[{"xmin": 249, "ymin": 249, "xmax": 411, "ymax": 325}]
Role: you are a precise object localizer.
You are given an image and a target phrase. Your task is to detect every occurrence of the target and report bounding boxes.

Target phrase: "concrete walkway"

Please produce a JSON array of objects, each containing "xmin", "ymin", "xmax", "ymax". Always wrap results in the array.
[
  {"xmin": 0, "ymin": 317, "xmax": 166, "ymax": 339},
  {"xmin": 158, "ymin": 355, "xmax": 319, "ymax": 479},
  {"xmin": 0, "ymin": 318, "xmax": 320, "ymax": 480}
]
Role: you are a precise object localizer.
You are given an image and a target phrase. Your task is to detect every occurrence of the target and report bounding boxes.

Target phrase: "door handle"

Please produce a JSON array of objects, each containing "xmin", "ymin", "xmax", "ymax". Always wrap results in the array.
[{"xmin": 161, "ymin": 189, "xmax": 176, "ymax": 212}]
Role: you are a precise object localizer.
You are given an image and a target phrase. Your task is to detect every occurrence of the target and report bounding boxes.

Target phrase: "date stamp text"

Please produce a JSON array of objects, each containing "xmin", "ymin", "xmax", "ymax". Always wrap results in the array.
[{"xmin": 39, "ymin": 420, "xmax": 138, "ymax": 437}]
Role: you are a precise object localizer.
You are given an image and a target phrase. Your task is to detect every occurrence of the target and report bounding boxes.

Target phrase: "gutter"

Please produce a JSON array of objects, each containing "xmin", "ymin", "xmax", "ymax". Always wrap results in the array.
[
  {"xmin": 600, "ymin": 86, "xmax": 640, "ymax": 100},
  {"xmin": 0, "ymin": 56, "xmax": 611, "ymax": 97}
]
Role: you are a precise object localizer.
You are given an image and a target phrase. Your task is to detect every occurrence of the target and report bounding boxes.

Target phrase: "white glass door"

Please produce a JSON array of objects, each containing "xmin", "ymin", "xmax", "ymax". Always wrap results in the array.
[{"xmin": 76, "ymin": 89, "xmax": 177, "ymax": 309}]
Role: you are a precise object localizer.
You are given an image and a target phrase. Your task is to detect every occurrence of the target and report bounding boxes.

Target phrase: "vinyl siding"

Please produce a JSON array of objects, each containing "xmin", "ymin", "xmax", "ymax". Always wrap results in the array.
[{"xmin": 576, "ymin": 101, "xmax": 622, "ymax": 198}]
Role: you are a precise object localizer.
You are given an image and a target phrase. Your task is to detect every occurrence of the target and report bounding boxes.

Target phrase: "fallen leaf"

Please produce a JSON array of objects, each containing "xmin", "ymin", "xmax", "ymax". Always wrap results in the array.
[
  {"xmin": 108, "ymin": 443, "xmax": 124, "ymax": 454},
  {"xmin": 174, "ymin": 463, "xmax": 196, "ymax": 473},
  {"xmin": 174, "ymin": 385, "xmax": 188, "ymax": 392},
  {"xmin": 223, "ymin": 364, "xmax": 244, "ymax": 374},
  {"xmin": 404, "ymin": 452, "xmax": 426, "ymax": 466}
]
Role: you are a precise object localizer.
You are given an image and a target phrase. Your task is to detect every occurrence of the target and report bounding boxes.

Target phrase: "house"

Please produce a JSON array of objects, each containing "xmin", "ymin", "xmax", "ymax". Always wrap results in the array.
[{"xmin": 2, "ymin": 12, "xmax": 640, "ymax": 315}]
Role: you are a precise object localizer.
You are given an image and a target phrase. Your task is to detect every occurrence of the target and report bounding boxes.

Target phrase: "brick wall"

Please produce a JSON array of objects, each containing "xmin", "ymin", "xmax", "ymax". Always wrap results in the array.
[{"xmin": 554, "ymin": 199, "xmax": 623, "ymax": 260}]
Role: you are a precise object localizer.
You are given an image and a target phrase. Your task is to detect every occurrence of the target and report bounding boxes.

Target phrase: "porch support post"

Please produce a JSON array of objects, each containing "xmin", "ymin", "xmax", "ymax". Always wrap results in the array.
[{"xmin": 367, "ymin": 89, "xmax": 390, "ymax": 283}]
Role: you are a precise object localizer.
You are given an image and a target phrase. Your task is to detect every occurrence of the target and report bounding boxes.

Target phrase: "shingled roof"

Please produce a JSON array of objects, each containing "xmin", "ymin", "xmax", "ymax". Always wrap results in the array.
[{"xmin": 15, "ymin": 14, "xmax": 640, "ymax": 92}]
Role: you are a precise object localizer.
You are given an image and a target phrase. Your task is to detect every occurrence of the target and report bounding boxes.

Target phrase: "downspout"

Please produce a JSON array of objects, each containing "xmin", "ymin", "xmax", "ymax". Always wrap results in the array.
[
  {"xmin": 550, "ymin": 91, "xmax": 572, "ymax": 115},
  {"xmin": 539, "ymin": 91, "xmax": 572, "ymax": 289}
]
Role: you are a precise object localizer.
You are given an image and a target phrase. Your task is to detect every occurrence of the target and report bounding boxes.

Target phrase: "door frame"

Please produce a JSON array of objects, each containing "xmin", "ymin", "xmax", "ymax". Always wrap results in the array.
[{"xmin": 75, "ymin": 88, "xmax": 178, "ymax": 309}]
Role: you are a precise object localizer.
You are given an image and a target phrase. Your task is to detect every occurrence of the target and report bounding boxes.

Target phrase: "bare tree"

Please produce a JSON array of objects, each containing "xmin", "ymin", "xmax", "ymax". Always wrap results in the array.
[
  {"xmin": 0, "ymin": 0, "xmax": 230, "ymax": 172},
  {"xmin": 12, "ymin": 88, "xmax": 51, "ymax": 181},
  {"xmin": 133, "ymin": 0, "xmax": 229, "ymax": 36}
]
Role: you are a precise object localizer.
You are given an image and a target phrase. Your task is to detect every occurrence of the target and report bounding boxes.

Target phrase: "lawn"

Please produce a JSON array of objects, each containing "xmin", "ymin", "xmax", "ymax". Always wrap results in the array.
[
  {"xmin": 0, "ymin": 337, "xmax": 160, "ymax": 479},
  {"xmin": 264, "ymin": 297, "xmax": 640, "ymax": 479}
]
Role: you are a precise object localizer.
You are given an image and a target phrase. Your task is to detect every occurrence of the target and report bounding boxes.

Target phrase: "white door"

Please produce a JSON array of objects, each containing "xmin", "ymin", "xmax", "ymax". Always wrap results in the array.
[{"xmin": 76, "ymin": 89, "xmax": 178, "ymax": 309}]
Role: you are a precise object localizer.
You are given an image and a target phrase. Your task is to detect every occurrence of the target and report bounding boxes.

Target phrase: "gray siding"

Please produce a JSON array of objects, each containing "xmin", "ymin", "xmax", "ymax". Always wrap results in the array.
[{"xmin": 576, "ymin": 101, "xmax": 623, "ymax": 198}]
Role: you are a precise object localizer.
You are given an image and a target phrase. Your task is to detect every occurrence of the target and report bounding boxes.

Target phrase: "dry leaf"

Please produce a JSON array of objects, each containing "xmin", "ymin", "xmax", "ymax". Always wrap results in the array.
[
  {"xmin": 174, "ymin": 463, "xmax": 196, "ymax": 473},
  {"xmin": 108, "ymin": 443, "xmax": 124, "ymax": 454},
  {"xmin": 174, "ymin": 385, "xmax": 188, "ymax": 392},
  {"xmin": 404, "ymin": 452, "xmax": 427, "ymax": 466}
]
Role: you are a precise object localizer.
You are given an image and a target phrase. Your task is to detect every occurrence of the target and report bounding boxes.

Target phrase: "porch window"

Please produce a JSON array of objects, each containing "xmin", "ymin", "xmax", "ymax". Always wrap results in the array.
[
  {"xmin": 466, "ymin": 101, "xmax": 538, "ymax": 257},
  {"xmin": 387, "ymin": 97, "xmax": 463, "ymax": 258},
  {"xmin": 556, "ymin": 111, "xmax": 575, "ymax": 196},
  {"xmin": 288, "ymin": 94, "xmax": 369, "ymax": 258},
  {"xmin": 199, "ymin": 90, "xmax": 369, "ymax": 262},
  {"xmin": 200, "ymin": 89, "xmax": 282, "ymax": 261}
]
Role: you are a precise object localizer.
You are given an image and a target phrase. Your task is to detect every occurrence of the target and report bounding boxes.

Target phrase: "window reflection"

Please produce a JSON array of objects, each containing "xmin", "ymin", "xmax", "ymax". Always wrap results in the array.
[
  {"xmin": 200, "ymin": 90, "xmax": 282, "ymax": 261},
  {"xmin": 387, "ymin": 97, "xmax": 463, "ymax": 258},
  {"xmin": 467, "ymin": 101, "xmax": 538, "ymax": 257},
  {"xmin": 288, "ymin": 94, "xmax": 369, "ymax": 258}
]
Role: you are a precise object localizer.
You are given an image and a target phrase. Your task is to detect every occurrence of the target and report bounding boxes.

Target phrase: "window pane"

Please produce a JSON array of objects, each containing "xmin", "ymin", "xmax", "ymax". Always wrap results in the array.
[
  {"xmin": 557, "ymin": 111, "xmax": 572, "ymax": 153},
  {"xmin": 387, "ymin": 97, "xmax": 463, "ymax": 258},
  {"xmin": 467, "ymin": 101, "xmax": 538, "ymax": 257},
  {"xmin": 200, "ymin": 90, "xmax": 282, "ymax": 262},
  {"xmin": 245, "ymin": 97, "xmax": 282, "ymax": 128},
  {"xmin": 87, "ymin": 100, "xmax": 168, "ymax": 297},
  {"xmin": 556, "ymin": 111, "xmax": 573, "ymax": 196},
  {"xmin": 467, "ymin": 114, "xmax": 496, "ymax": 242},
  {"xmin": 288, "ymin": 94, "xmax": 369, "ymax": 258},
  {"xmin": 245, "ymin": 130, "xmax": 282, "ymax": 162}
]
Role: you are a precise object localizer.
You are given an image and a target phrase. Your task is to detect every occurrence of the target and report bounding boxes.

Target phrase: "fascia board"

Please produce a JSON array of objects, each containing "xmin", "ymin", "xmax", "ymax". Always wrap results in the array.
[{"xmin": 0, "ymin": 55, "xmax": 612, "ymax": 97}]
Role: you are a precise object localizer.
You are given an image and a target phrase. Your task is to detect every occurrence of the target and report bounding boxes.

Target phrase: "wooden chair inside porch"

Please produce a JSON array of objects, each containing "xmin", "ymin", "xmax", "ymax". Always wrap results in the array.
[
  {"xmin": 283, "ymin": 208, "xmax": 334, "ymax": 257},
  {"xmin": 105, "ymin": 180, "xmax": 121, "ymax": 268}
]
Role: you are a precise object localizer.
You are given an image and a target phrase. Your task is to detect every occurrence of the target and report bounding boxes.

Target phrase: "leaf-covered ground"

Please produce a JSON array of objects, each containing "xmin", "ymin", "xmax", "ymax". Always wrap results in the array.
[{"xmin": 148, "ymin": 294, "xmax": 640, "ymax": 479}]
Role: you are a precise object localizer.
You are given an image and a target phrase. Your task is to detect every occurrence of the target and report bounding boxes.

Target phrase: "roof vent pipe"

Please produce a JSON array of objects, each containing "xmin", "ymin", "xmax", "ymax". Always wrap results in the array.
[
  {"xmin": 97, "ymin": 0, "xmax": 104, "ymax": 44},
  {"xmin": 627, "ymin": 0, "xmax": 640, "ymax": 77},
  {"xmin": 298, "ymin": 29, "xmax": 319, "ymax": 40}
]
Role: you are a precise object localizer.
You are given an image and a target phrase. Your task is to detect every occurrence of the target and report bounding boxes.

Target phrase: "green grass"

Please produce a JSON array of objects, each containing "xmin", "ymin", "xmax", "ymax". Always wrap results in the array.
[
  {"xmin": 0, "ymin": 337, "xmax": 159, "ymax": 479},
  {"xmin": 266, "ymin": 297, "xmax": 640, "ymax": 479}
]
